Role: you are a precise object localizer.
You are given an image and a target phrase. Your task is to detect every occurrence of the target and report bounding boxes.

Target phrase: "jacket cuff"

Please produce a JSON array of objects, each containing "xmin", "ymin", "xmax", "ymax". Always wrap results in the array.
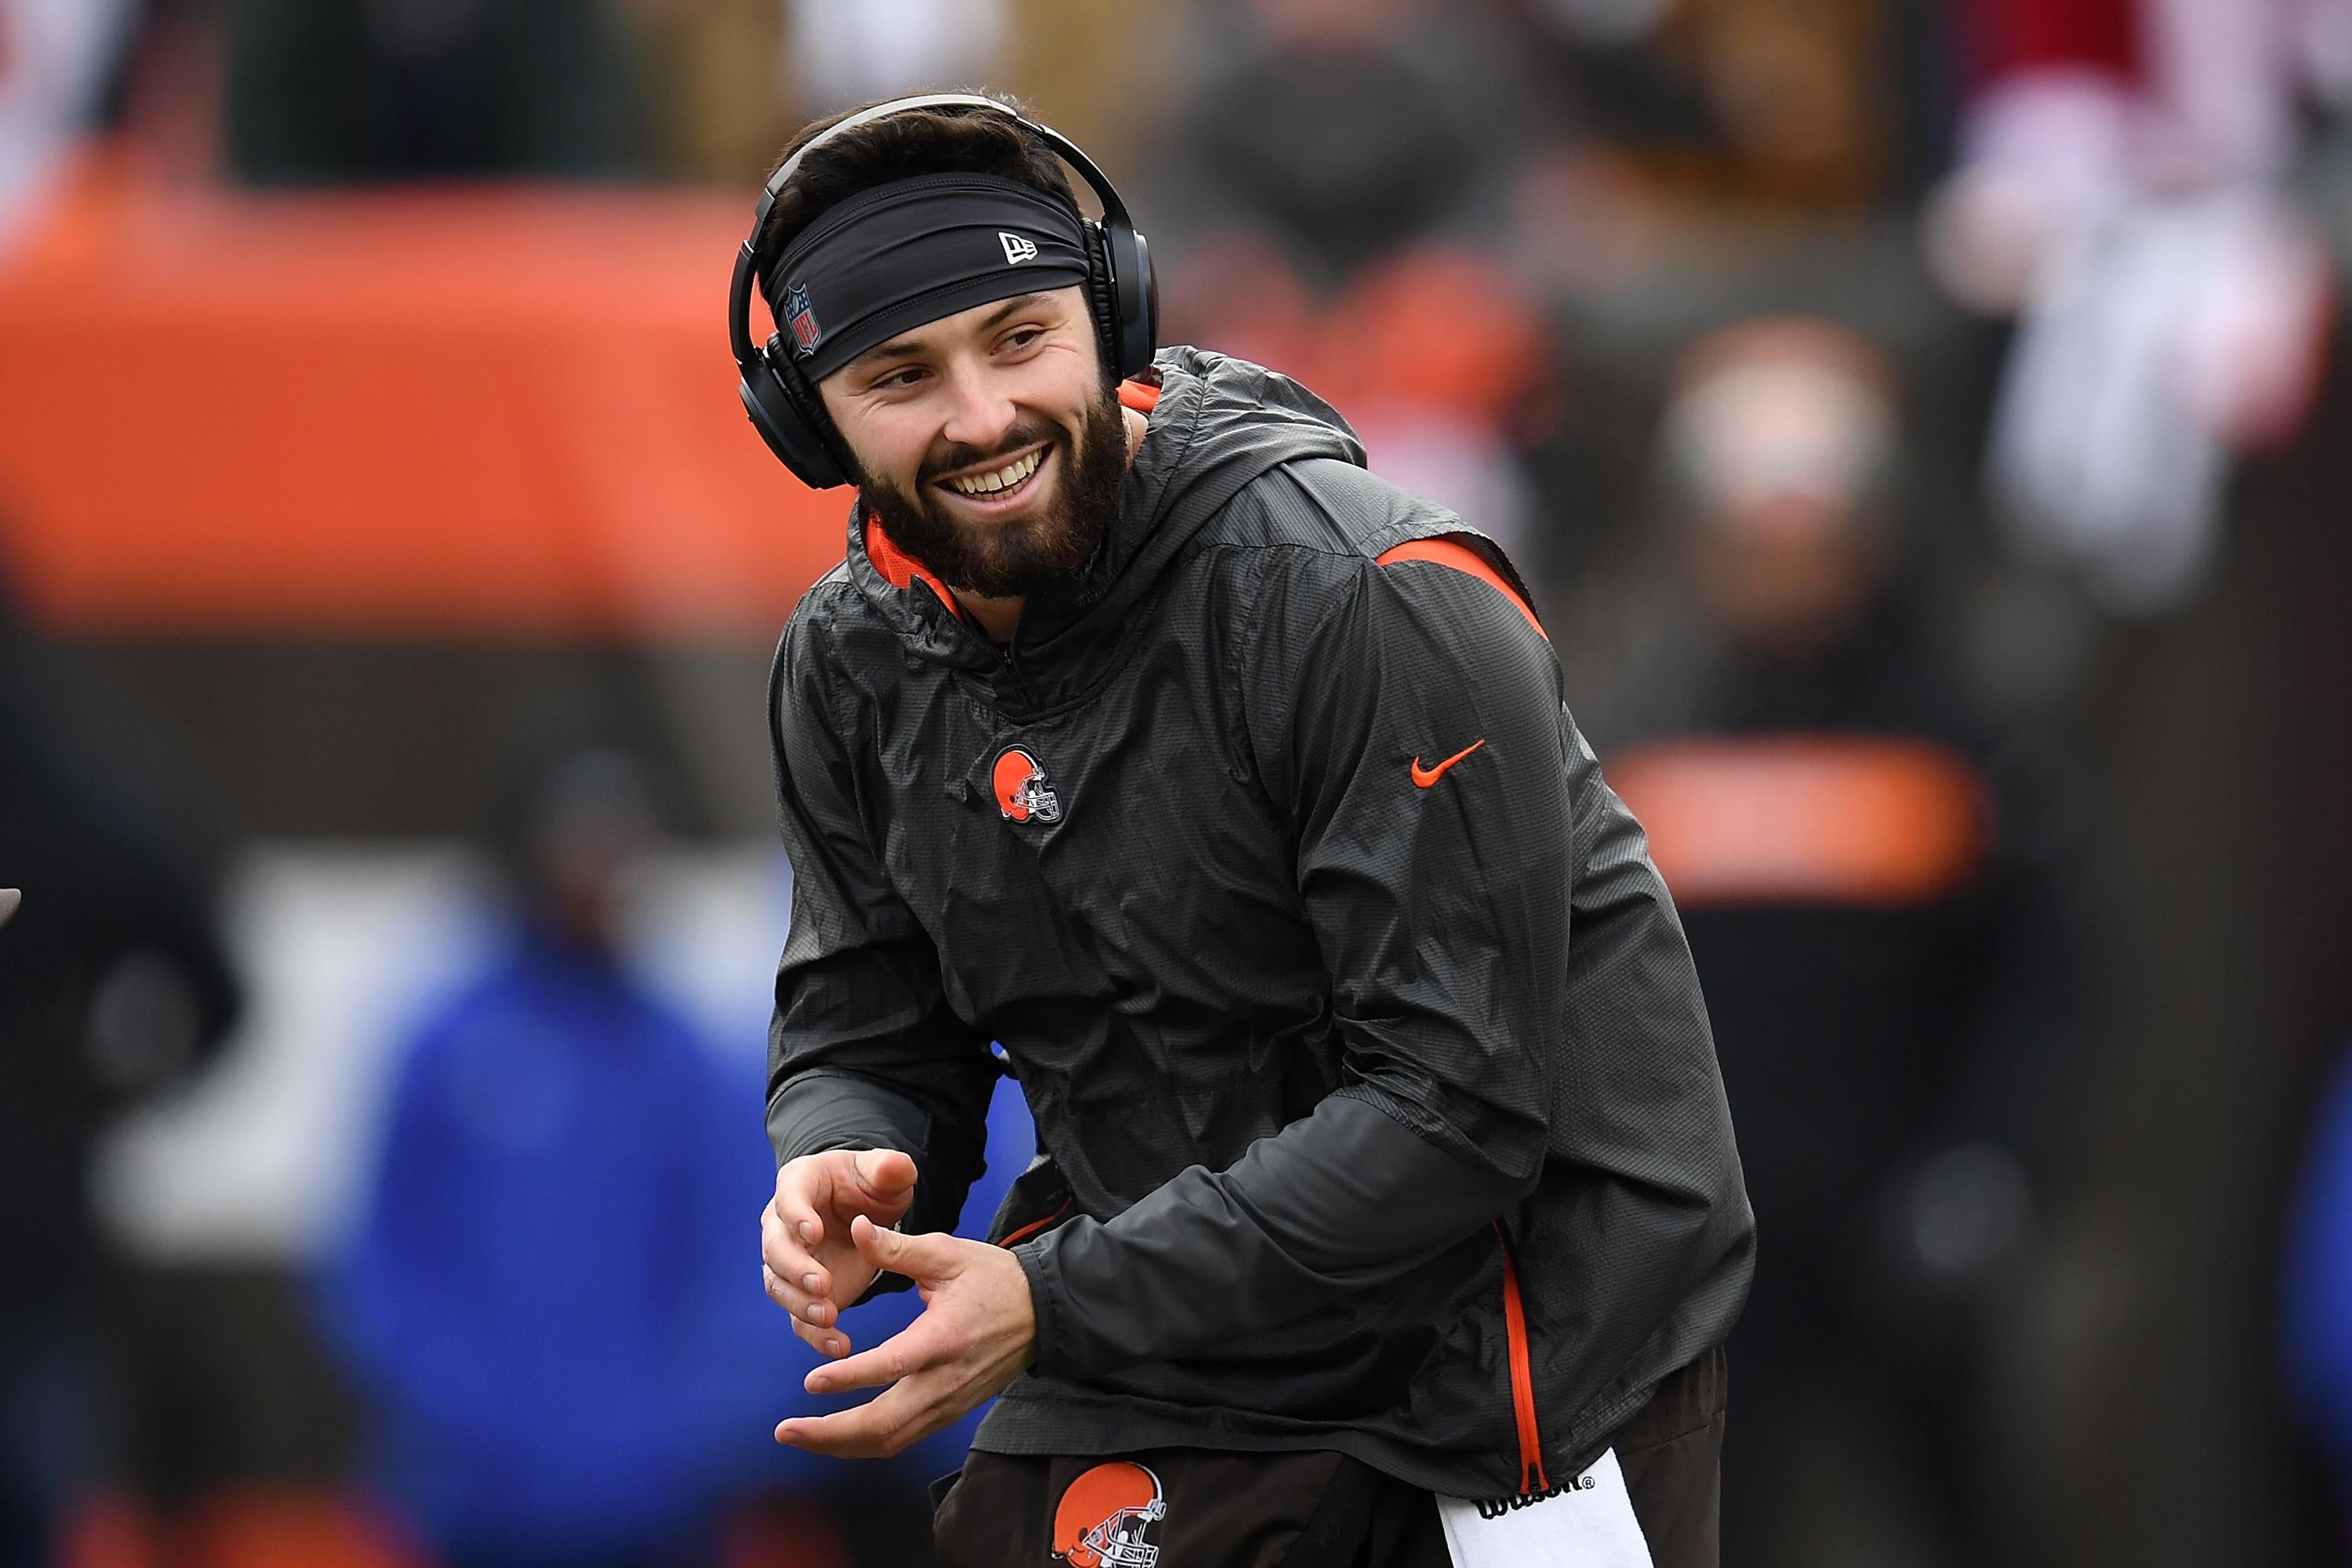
[
  {"xmin": 767, "ymin": 1069, "xmax": 934, "ymax": 1169},
  {"xmin": 1013, "ymin": 1223, "xmax": 1095, "ymax": 1379}
]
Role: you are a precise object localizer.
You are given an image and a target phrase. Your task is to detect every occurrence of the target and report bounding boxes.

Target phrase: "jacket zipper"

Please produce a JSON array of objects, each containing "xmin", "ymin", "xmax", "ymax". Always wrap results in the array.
[
  {"xmin": 1001, "ymin": 642, "xmax": 1041, "ymax": 713},
  {"xmin": 1493, "ymin": 1221, "xmax": 1551, "ymax": 1494}
]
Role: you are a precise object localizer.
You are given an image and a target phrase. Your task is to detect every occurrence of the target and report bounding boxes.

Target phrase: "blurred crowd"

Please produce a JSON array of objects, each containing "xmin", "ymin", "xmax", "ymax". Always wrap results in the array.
[{"xmin": 4, "ymin": 0, "xmax": 2352, "ymax": 1565}]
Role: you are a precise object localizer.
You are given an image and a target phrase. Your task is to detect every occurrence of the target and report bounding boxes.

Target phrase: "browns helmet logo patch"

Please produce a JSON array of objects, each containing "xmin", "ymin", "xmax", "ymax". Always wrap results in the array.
[
  {"xmin": 1051, "ymin": 1461, "xmax": 1164, "ymax": 1566},
  {"xmin": 993, "ymin": 746, "xmax": 1062, "ymax": 824}
]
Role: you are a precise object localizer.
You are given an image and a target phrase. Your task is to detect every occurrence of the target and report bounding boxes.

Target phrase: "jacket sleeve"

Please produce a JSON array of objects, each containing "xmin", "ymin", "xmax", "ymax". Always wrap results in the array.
[
  {"xmin": 1019, "ymin": 524, "xmax": 1577, "ymax": 1375},
  {"xmin": 766, "ymin": 610, "xmax": 1000, "ymax": 1247}
]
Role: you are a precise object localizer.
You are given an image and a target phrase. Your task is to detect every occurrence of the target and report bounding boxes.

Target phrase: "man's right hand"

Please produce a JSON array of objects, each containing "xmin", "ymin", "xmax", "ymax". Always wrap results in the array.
[{"xmin": 761, "ymin": 1148, "xmax": 920, "ymax": 1359}]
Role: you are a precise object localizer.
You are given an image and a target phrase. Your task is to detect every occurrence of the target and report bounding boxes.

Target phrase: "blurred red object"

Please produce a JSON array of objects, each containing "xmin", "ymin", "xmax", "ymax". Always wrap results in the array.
[
  {"xmin": 60, "ymin": 1489, "xmax": 430, "ymax": 1568},
  {"xmin": 1319, "ymin": 245, "xmax": 1552, "ymax": 434},
  {"xmin": 0, "ymin": 151, "xmax": 844, "ymax": 639},
  {"xmin": 719, "ymin": 1495, "xmax": 851, "ymax": 1568},
  {"xmin": 1607, "ymin": 735, "xmax": 1991, "ymax": 907}
]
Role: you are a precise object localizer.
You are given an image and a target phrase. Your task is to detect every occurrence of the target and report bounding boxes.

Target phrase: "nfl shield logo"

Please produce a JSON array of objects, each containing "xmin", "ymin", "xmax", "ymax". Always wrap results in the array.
[{"xmin": 784, "ymin": 284, "xmax": 821, "ymax": 356}]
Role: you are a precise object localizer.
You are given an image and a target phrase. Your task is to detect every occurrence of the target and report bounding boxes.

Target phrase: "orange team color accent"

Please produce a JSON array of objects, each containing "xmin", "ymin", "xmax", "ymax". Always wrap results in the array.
[
  {"xmin": 996, "ymin": 1200, "xmax": 1070, "ymax": 1249},
  {"xmin": 0, "ymin": 156, "xmax": 844, "ymax": 637},
  {"xmin": 1052, "ymin": 1462, "xmax": 1165, "ymax": 1568},
  {"xmin": 1492, "ymin": 1223, "xmax": 1552, "ymax": 1495},
  {"xmin": 1410, "ymin": 737, "xmax": 1486, "ymax": 788},
  {"xmin": 1606, "ymin": 735, "xmax": 1989, "ymax": 907},
  {"xmin": 862, "ymin": 514, "xmax": 963, "ymax": 620},
  {"xmin": 993, "ymin": 748, "xmax": 1046, "ymax": 821},
  {"xmin": 1374, "ymin": 536, "xmax": 1547, "ymax": 640}
]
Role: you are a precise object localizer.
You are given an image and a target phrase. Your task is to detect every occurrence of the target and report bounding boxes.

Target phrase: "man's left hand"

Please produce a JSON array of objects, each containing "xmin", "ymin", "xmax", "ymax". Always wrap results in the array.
[{"xmin": 774, "ymin": 1214, "xmax": 1037, "ymax": 1458}]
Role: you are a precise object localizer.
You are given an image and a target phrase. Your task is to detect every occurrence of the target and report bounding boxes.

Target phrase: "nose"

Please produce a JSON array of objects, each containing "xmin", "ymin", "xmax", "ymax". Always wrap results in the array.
[{"xmin": 936, "ymin": 358, "xmax": 1018, "ymax": 457}]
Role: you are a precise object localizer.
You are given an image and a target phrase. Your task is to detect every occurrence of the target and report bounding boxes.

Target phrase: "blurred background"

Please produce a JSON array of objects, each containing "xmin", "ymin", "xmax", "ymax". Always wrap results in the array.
[{"xmin": 2, "ymin": 0, "xmax": 2350, "ymax": 1563}]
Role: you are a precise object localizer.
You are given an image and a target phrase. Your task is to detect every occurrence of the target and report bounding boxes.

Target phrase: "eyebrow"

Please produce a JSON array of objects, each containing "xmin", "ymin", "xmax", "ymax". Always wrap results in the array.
[{"xmin": 844, "ymin": 293, "xmax": 1058, "ymax": 377}]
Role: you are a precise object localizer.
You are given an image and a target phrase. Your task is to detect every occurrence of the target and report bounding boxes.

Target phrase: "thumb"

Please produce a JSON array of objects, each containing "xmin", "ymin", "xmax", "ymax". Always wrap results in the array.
[
  {"xmin": 851, "ymin": 1213, "xmax": 957, "ymax": 1282},
  {"xmin": 852, "ymin": 1148, "xmax": 919, "ymax": 1200}
]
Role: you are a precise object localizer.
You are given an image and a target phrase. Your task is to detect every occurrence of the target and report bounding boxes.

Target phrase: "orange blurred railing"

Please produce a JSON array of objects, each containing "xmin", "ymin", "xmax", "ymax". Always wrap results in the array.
[{"xmin": 0, "ymin": 154, "xmax": 844, "ymax": 639}]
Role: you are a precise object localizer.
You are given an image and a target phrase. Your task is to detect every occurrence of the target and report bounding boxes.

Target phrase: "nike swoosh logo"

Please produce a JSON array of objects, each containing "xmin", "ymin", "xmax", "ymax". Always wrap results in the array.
[{"xmin": 1411, "ymin": 739, "xmax": 1486, "ymax": 788}]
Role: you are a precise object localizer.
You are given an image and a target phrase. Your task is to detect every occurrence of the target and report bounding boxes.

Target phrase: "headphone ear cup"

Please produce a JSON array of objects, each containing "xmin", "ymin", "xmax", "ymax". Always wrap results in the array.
[
  {"xmin": 1092, "ymin": 222, "xmax": 1156, "ymax": 381},
  {"xmin": 740, "ymin": 341, "xmax": 848, "ymax": 489},
  {"xmin": 1081, "ymin": 220, "xmax": 1125, "ymax": 377},
  {"xmin": 1124, "ymin": 228, "xmax": 1159, "ymax": 379}
]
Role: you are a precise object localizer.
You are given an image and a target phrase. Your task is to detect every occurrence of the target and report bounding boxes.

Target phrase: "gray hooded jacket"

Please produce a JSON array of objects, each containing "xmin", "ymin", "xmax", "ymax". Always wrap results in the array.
[{"xmin": 766, "ymin": 347, "xmax": 1753, "ymax": 1500}]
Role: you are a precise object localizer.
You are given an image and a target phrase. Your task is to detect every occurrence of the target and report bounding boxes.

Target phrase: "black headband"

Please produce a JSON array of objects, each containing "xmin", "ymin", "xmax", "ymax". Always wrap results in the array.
[{"xmin": 764, "ymin": 173, "xmax": 1091, "ymax": 382}]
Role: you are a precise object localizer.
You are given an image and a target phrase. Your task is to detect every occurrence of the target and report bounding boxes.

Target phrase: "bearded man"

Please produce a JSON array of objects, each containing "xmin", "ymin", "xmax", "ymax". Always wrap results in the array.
[{"xmin": 738, "ymin": 94, "xmax": 1754, "ymax": 1568}]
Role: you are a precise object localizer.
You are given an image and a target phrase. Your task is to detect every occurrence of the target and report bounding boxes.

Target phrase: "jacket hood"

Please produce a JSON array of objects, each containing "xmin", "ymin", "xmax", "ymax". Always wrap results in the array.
[{"xmin": 843, "ymin": 347, "xmax": 1365, "ymax": 693}]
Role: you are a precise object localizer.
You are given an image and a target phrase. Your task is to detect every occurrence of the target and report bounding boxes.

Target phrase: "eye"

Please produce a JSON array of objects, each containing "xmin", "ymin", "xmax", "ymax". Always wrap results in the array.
[
  {"xmin": 1001, "ymin": 326, "xmax": 1046, "ymax": 352},
  {"xmin": 873, "ymin": 365, "xmax": 926, "ymax": 392}
]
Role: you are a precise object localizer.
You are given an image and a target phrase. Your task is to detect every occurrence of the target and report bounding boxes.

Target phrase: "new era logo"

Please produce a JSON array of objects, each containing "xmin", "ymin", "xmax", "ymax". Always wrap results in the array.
[{"xmin": 999, "ymin": 230, "xmax": 1040, "ymax": 265}]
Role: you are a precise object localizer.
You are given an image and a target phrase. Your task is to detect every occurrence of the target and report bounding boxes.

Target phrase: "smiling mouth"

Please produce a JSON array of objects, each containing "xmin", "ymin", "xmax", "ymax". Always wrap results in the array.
[{"xmin": 936, "ymin": 445, "xmax": 1047, "ymax": 504}]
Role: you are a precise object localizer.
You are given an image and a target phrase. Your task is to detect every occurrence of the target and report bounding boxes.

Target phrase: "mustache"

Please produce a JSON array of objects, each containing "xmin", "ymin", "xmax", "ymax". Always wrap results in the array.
[{"xmin": 920, "ymin": 419, "xmax": 1065, "ymax": 486}]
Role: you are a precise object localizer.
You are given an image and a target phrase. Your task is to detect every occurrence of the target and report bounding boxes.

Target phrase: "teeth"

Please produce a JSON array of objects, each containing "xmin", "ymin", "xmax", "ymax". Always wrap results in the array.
[{"xmin": 947, "ymin": 449, "xmax": 1041, "ymax": 496}]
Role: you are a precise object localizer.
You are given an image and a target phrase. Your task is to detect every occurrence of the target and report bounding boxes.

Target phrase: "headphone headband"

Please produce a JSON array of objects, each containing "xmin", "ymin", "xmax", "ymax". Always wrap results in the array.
[{"xmin": 753, "ymin": 93, "xmax": 1130, "ymax": 241}]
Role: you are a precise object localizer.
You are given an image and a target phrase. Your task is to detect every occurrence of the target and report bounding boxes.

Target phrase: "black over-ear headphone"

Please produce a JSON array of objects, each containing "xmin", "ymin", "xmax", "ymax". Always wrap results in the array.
[{"xmin": 728, "ymin": 92, "xmax": 1159, "ymax": 491}]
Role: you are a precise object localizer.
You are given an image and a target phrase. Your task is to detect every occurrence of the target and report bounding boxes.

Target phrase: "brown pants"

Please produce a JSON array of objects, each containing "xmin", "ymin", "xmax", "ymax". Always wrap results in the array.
[{"xmin": 931, "ymin": 1345, "xmax": 1726, "ymax": 1567}]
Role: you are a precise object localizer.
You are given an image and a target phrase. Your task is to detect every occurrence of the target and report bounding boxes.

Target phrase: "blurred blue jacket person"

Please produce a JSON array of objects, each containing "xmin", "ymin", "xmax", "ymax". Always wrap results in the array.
[
  {"xmin": 325, "ymin": 742, "xmax": 1036, "ymax": 1566},
  {"xmin": 325, "ymin": 747, "xmax": 739, "ymax": 1568}
]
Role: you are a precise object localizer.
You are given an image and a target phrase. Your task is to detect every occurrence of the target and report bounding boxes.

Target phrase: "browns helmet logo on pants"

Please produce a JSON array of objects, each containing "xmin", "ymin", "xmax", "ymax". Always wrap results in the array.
[{"xmin": 1051, "ymin": 1461, "xmax": 1164, "ymax": 1566}]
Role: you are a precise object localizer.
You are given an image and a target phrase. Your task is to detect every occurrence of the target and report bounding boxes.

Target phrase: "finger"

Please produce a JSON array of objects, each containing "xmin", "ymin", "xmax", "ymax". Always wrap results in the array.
[
  {"xmin": 776, "ymin": 1404, "xmax": 895, "ymax": 1458},
  {"xmin": 759, "ymin": 1213, "xmax": 829, "ymax": 1304},
  {"xmin": 850, "ymin": 1213, "xmax": 960, "ymax": 1283},
  {"xmin": 790, "ymin": 1315, "xmax": 853, "ymax": 1359},
  {"xmin": 851, "ymin": 1148, "xmax": 919, "ymax": 1203},
  {"xmin": 771, "ymin": 1160, "xmax": 837, "ymax": 1247},
  {"xmin": 761, "ymin": 1264, "xmax": 842, "ymax": 1329},
  {"xmin": 805, "ymin": 1314, "xmax": 949, "ymax": 1396},
  {"xmin": 779, "ymin": 1363, "xmax": 991, "ymax": 1459},
  {"xmin": 776, "ymin": 1377, "xmax": 940, "ymax": 1460}
]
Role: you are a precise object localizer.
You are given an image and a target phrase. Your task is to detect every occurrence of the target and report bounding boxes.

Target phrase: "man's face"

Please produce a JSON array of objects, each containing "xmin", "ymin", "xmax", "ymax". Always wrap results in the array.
[{"xmin": 816, "ymin": 285, "xmax": 1127, "ymax": 598}]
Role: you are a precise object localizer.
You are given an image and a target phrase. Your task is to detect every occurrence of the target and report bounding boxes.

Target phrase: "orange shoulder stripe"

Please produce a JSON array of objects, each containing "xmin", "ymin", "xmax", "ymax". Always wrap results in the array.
[
  {"xmin": 1117, "ymin": 379, "xmax": 1161, "ymax": 414},
  {"xmin": 1375, "ymin": 536, "xmax": 1546, "ymax": 641}
]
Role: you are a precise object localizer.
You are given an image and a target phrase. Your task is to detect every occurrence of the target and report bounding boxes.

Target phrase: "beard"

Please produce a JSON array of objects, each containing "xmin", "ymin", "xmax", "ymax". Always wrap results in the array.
[{"xmin": 858, "ymin": 383, "xmax": 1129, "ymax": 601}]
